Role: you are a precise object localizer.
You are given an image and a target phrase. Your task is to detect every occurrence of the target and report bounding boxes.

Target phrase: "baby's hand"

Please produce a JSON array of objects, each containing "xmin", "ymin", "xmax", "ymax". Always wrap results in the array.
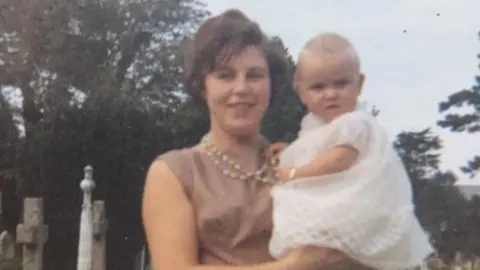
[{"xmin": 276, "ymin": 166, "xmax": 296, "ymax": 182}]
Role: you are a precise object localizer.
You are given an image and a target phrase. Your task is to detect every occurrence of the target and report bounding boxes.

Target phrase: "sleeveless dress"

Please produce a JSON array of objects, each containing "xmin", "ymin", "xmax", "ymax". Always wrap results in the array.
[
  {"xmin": 157, "ymin": 148, "xmax": 274, "ymax": 264},
  {"xmin": 268, "ymin": 110, "xmax": 434, "ymax": 269},
  {"xmin": 157, "ymin": 147, "xmax": 374, "ymax": 268}
]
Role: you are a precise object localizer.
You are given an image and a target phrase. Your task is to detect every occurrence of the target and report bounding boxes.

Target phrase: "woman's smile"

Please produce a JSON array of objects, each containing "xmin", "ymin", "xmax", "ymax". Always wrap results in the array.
[{"xmin": 227, "ymin": 102, "xmax": 255, "ymax": 115}]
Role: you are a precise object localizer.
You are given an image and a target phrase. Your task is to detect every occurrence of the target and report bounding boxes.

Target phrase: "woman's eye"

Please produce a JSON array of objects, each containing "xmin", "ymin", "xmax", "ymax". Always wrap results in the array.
[
  {"xmin": 247, "ymin": 72, "xmax": 264, "ymax": 80},
  {"xmin": 217, "ymin": 72, "xmax": 233, "ymax": 80}
]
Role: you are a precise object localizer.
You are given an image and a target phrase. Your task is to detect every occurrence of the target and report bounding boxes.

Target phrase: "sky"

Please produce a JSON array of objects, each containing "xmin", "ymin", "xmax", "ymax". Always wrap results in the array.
[{"xmin": 202, "ymin": 0, "xmax": 480, "ymax": 183}]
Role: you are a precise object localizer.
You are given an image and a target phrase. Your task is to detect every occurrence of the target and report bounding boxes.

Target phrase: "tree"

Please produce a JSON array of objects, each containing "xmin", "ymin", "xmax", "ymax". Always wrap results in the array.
[
  {"xmin": 467, "ymin": 195, "xmax": 480, "ymax": 256},
  {"xmin": 394, "ymin": 128, "xmax": 443, "ymax": 181},
  {"xmin": 0, "ymin": 1, "xmax": 209, "ymax": 269},
  {"xmin": 392, "ymin": 128, "xmax": 444, "ymax": 211},
  {"xmin": 261, "ymin": 37, "xmax": 306, "ymax": 142},
  {"xmin": 437, "ymin": 31, "xmax": 480, "ymax": 177},
  {"xmin": 392, "ymin": 128, "xmax": 475, "ymax": 261}
]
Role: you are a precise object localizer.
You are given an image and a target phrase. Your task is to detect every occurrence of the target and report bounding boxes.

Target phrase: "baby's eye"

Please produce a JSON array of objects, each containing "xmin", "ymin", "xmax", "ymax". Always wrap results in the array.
[
  {"xmin": 310, "ymin": 83, "xmax": 326, "ymax": 91},
  {"xmin": 335, "ymin": 79, "xmax": 349, "ymax": 88}
]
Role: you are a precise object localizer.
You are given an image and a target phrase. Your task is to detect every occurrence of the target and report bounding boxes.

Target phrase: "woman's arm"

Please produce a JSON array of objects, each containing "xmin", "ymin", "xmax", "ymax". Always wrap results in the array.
[
  {"xmin": 322, "ymin": 258, "xmax": 374, "ymax": 270},
  {"xmin": 142, "ymin": 160, "xmax": 292, "ymax": 270}
]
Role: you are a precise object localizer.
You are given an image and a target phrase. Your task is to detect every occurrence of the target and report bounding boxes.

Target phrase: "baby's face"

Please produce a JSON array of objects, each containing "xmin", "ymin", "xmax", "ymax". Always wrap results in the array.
[{"xmin": 296, "ymin": 53, "xmax": 364, "ymax": 122}]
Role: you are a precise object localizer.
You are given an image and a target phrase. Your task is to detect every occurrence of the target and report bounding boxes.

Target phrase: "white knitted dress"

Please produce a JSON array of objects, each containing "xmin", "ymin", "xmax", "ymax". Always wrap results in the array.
[{"xmin": 268, "ymin": 110, "xmax": 433, "ymax": 270}]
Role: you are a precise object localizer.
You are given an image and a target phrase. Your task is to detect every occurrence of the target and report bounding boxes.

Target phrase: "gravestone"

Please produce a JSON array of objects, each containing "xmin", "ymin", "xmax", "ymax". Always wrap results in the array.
[
  {"xmin": 92, "ymin": 200, "xmax": 107, "ymax": 270},
  {"xmin": 0, "ymin": 230, "xmax": 15, "ymax": 260},
  {"xmin": 16, "ymin": 198, "xmax": 48, "ymax": 270}
]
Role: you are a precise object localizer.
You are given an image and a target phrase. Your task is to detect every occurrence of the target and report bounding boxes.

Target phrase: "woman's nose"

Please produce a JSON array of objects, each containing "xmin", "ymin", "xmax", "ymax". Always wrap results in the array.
[{"xmin": 232, "ymin": 76, "xmax": 250, "ymax": 94}]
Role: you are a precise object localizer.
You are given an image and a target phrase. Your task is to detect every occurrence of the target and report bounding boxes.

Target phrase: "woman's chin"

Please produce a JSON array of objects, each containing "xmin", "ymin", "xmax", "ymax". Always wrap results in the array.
[{"xmin": 225, "ymin": 121, "xmax": 259, "ymax": 137}]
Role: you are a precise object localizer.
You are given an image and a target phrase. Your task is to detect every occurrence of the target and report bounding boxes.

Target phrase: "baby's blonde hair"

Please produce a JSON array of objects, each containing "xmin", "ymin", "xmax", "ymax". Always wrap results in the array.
[{"xmin": 294, "ymin": 33, "xmax": 361, "ymax": 88}]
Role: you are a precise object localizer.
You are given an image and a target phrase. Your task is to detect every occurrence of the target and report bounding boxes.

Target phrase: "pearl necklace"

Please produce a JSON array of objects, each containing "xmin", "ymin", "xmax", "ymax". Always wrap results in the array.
[{"xmin": 201, "ymin": 136, "xmax": 278, "ymax": 185}]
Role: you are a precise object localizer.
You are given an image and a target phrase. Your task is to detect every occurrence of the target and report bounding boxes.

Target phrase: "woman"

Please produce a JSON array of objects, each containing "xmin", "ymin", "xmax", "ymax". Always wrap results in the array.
[{"xmin": 142, "ymin": 9, "xmax": 370, "ymax": 270}]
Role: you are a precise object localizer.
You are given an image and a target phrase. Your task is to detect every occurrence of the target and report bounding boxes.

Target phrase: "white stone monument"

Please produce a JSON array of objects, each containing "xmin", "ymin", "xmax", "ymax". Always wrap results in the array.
[{"xmin": 77, "ymin": 165, "xmax": 95, "ymax": 270}]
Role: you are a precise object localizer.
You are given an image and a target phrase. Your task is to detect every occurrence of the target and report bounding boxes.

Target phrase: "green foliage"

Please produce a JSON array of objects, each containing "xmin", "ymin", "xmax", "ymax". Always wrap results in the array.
[
  {"xmin": 426, "ymin": 32, "xmax": 480, "ymax": 259},
  {"xmin": 394, "ymin": 128, "xmax": 443, "ymax": 181},
  {"xmin": 0, "ymin": 0, "xmax": 209, "ymax": 269},
  {"xmin": 437, "ymin": 31, "xmax": 480, "ymax": 176},
  {"xmin": 437, "ymin": 76, "xmax": 480, "ymax": 133},
  {"xmin": 392, "ymin": 127, "xmax": 479, "ymax": 262},
  {"xmin": 462, "ymin": 157, "xmax": 480, "ymax": 177},
  {"xmin": 261, "ymin": 37, "xmax": 305, "ymax": 142}
]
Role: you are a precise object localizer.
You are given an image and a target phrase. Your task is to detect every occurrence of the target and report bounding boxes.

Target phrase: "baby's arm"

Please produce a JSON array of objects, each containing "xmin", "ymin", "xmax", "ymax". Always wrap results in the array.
[
  {"xmin": 292, "ymin": 145, "xmax": 359, "ymax": 179},
  {"xmin": 277, "ymin": 145, "xmax": 359, "ymax": 181},
  {"xmin": 278, "ymin": 113, "xmax": 370, "ymax": 182}
]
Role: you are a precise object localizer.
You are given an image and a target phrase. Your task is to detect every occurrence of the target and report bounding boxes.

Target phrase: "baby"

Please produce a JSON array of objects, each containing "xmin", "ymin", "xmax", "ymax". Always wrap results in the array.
[{"xmin": 268, "ymin": 33, "xmax": 433, "ymax": 269}]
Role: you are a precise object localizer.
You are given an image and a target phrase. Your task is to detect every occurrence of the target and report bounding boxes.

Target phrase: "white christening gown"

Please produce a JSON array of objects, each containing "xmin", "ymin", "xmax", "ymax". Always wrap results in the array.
[{"xmin": 268, "ymin": 109, "xmax": 433, "ymax": 270}]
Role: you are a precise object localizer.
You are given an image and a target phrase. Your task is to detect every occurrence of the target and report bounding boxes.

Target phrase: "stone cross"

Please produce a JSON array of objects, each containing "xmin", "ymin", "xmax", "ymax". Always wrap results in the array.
[
  {"xmin": 92, "ymin": 200, "xmax": 107, "ymax": 270},
  {"xmin": 16, "ymin": 198, "xmax": 48, "ymax": 270}
]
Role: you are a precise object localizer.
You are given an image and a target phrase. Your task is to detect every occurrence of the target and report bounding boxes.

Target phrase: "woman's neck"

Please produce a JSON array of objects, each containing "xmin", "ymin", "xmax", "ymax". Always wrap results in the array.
[{"xmin": 205, "ymin": 126, "xmax": 264, "ymax": 166}]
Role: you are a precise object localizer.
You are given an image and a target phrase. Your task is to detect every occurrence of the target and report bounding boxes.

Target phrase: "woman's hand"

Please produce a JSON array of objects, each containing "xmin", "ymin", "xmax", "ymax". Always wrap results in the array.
[
  {"xmin": 280, "ymin": 246, "xmax": 345, "ymax": 270},
  {"xmin": 265, "ymin": 142, "xmax": 288, "ymax": 159}
]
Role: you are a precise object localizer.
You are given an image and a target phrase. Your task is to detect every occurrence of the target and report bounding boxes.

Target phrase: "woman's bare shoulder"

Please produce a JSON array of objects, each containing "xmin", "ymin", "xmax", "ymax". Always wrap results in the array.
[{"xmin": 142, "ymin": 150, "xmax": 199, "ymax": 269}]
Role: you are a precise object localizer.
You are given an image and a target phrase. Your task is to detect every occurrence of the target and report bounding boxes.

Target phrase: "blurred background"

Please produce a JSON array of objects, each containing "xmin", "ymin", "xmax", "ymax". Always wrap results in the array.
[{"xmin": 0, "ymin": 0, "xmax": 479, "ymax": 269}]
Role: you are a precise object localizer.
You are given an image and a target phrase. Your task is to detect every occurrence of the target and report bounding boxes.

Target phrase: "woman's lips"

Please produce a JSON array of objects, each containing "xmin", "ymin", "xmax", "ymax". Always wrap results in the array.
[{"xmin": 227, "ymin": 103, "xmax": 255, "ymax": 116}]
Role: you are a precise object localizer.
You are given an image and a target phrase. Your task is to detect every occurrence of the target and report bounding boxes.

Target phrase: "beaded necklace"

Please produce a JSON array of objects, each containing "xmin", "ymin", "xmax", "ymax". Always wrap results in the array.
[{"xmin": 201, "ymin": 135, "xmax": 278, "ymax": 185}]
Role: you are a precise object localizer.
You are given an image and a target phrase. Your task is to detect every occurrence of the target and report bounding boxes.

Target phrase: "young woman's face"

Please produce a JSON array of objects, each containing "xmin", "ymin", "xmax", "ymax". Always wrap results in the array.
[{"xmin": 204, "ymin": 46, "xmax": 271, "ymax": 136}]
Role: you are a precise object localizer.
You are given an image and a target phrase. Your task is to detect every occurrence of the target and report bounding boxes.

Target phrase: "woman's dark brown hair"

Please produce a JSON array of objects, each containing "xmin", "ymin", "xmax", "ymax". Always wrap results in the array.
[{"xmin": 182, "ymin": 9, "xmax": 289, "ymax": 108}]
